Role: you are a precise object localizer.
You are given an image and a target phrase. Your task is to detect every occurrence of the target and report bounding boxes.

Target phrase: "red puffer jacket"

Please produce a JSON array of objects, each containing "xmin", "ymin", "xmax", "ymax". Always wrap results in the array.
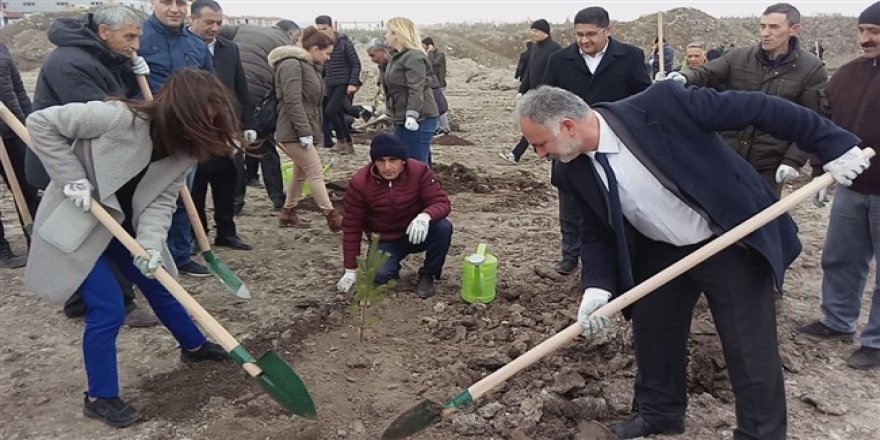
[{"xmin": 342, "ymin": 160, "xmax": 451, "ymax": 269}]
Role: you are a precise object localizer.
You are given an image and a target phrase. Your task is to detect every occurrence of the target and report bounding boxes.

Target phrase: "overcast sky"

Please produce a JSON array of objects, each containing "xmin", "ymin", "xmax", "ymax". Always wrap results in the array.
[{"xmin": 216, "ymin": 1, "xmax": 866, "ymax": 25}]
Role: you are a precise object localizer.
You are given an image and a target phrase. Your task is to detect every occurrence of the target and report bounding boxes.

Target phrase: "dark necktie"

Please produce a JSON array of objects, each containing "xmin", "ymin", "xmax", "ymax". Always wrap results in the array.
[{"xmin": 595, "ymin": 152, "xmax": 635, "ymax": 290}]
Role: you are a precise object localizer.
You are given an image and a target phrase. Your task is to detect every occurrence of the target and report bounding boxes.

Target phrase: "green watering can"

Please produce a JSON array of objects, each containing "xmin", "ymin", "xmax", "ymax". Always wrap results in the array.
[
  {"xmin": 281, "ymin": 157, "xmax": 337, "ymax": 196},
  {"xmin": 461, "ymin": 243, "xmax": 497, "ymax": 304}
]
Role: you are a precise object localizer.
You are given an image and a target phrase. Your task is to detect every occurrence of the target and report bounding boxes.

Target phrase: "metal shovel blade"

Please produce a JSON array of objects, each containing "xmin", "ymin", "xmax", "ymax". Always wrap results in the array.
[
  {"xmin": 202, "ymin": 250, "xmax": 251, "ymax": 299},
  {"xmin": 381, "ymin": 399, "xmax": 445, "ymax": 440},
  {"xmin": 255, "ymin": 350, "xmax": 317, "ymax": 419}
]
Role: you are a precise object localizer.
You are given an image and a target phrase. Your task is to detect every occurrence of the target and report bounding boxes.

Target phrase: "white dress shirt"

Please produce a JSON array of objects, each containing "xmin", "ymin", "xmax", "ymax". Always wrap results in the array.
[
  {"xmin": 580, "ymin": 40, "xmax": 608, "ymax": 74},
  {"xmin": 207, "ymin": 38, "xmax": 216, "ymax": 56},
  {"xmin": 587, "ymin": 113, "xmax": 714, "ymax": 246}
]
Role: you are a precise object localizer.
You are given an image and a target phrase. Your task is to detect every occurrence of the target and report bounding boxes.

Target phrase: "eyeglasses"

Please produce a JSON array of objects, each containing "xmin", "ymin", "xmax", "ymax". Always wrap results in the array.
[{"xmin": 575, "ymin": 28, "xmax": 607, "ymax": 39}]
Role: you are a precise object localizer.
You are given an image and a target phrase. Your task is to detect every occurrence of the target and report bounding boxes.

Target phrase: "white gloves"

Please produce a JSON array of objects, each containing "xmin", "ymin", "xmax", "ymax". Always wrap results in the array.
[
  {"xmin": 813, "ymin": 184, "xmax": 830, "ymax": 208},
  {"xmin": 337, "ymin": 269, "xmax": 357, "ymax": 292},
  {"xmin": 653, "ymin": 71, "xmax": 667, "ymax": 82},
  {"xmin": 406, "ymin": 213, "xmax": 431, "ymax": 244},
  {"xmin": 775, "ymin": 164, "xmax": 800, "ymax": 184},
  {"xmin": 299, "ymin": 136, "xmax": 313, "ymax": 149},
  {"xmin": 665, "ymin": 71, "xmax": 687, "ymax": 85},
  {"xmin": 824, "ymin": 146, "xmax": 870, "ymax": 186},
  {"xmin": 404, "ymin": 117, "xmax": 419, "ymax": 131},
  {"xmin": 243, "ymin": 130, "xmax": 257, "ymax": 144},
  {"xmin": 578, "ymin": 288, "xmax": 611, "ymax": 338},
  {"xmin": 132, "ymin": 56, "xmax": 150, "ymax": 76},
  {"xmin": 62, "ymin": 178, "xmax": 93, "ymax": 212},
  {"xmin": 134, "ymin": 249, "xmax": 163, "ymax": 278}
]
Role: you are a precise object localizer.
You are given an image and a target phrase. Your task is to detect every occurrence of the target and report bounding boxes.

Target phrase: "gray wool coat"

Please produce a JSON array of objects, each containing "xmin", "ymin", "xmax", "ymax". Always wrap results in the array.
[{"xmin": 24, "ymin": 100, "xmax": 193, "ymax": 303}]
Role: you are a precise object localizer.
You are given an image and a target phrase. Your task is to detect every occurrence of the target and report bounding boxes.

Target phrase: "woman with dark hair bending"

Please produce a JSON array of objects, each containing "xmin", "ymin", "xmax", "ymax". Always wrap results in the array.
[{"xmin": 24, "ymin": 69, "xmax": 237, "ymax": 428}]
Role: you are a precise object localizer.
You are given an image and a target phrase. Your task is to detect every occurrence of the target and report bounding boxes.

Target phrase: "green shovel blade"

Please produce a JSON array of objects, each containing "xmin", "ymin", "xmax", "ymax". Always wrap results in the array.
[
  {"xmin": 202, "ymin": 250, "xmax": 251, "ymax": 299},
  {"xmin": 381, "ymin": 390, "xmax": 474, "ymax": 439},
  {"xmin": 255, "ymin": 350, "xmax": 318, "ymax": 419}
]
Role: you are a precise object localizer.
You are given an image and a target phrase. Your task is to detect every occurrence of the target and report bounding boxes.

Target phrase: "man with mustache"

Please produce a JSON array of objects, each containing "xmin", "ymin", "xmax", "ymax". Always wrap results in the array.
[{"xmin": 798, "ymin": 1, "xmax": 880, "ymax": 371}]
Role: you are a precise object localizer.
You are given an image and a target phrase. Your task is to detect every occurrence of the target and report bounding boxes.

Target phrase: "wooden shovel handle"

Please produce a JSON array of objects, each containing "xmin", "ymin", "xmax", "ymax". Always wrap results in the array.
[
  {"xmin": 131, "ymin": 51, "xmax": 155, "ymax": 102},
  {"xmin": 0, "ymin": 137, "xmax": 33, "ymax": 226},
  {"xmin": 0, "ymin": 102, "xmax": 32, "ymax": 145},
  {"xmin": 466, "ymin": 148, "xmax": 876, "ymax": 401},
  {"xmin": 657, "ymin": 12, "xmax": 665, "ymax": 77}
]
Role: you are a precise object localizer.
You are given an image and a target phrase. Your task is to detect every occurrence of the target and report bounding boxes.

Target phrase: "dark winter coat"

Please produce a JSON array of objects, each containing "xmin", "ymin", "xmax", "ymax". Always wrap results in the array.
[
  {"xmin": 323, "ymin": 33, "xmax": 362, "ymax": 87},
  {"xmin": 427, "ymin": 48, "xmax": 447, "ymax": 88},
  {"xmin": 138, "ymin": 14, "xmax": 214, "ymax": 95},
  {"xmin": 341, "ymin": 160, "xmax": 451, "ymax": 269},
  {"xmin": 0, "ymin": 43, "xmax": 32, "ymax": 139},
  {"xmin": 518, "ymin": 37, "xmax": 561, "ymax": 93},
  {"xmin": 649, "ymin": 43, "xmax": 676, "ymax": 76},
  {"xmin": 219, "ymin": 24, "xmax": 289, "ymax": 105},
  {"xmin": 268, "ymin": 46, "xmax": 325, "ymax": 145},
  {"xmin": 682, "ymin": 37, "xmax": 828, "ymax": 172},
  {"xmin": 383, "ymin": 48, "xmax": 439, "ymax": 122},
  {"xmin": 514, "ymin": 44, "xmax": 532, "ymax": 80}
]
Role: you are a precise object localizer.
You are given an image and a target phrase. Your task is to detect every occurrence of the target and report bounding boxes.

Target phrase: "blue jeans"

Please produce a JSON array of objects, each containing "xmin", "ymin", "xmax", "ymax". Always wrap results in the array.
[
  {"xmin": 81, "ymin": 239, "xmax": 207, "ymax": 398},
  {"xmin": 168, "ymin": 167, "xmax": 195, "ymax": 266},
  {"xmin": 375, "ymin": 218, "xmax": 453, "ymax": 284},
  {"xmin": 820, "ymin": 186, "xmax": 880, "ymax": 349},
  {"xmin": 394, "ymin": 117, "xmax": 439, "ymax": 165}
]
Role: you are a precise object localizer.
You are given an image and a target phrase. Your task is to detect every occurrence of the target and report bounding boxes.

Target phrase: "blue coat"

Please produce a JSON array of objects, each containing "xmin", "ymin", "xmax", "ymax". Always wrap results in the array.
[
  {"xmin": 139, "ymin": 15, "xmax": 214, "ymax": 94},
  {"xmin": 553, "ymin": 82, "xmax": 859, "ymax": 296}
]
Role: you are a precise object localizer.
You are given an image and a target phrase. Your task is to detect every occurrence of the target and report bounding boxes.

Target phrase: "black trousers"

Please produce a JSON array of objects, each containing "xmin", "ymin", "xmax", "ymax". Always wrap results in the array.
[
  {"xmin": 192, "ymin": 159, "xmax": 237, "ymax": 238},
  {"xmin": 235, "ymin": 136, "xmax": 285, "ymax": 210},
  {"xmin": 558, "ymin": 186, "xmax": 582, "ymax": 262},
  {"xmin": 323, "ymin": 84, "xmax": 361, "ymax": 145},
  {"xmin": 511, "ymin": 136, "xmax": 530, "ymax": 161},
  {"xmin": 630, "ymin": 235, "xmax": 786, "ymax": 440}
]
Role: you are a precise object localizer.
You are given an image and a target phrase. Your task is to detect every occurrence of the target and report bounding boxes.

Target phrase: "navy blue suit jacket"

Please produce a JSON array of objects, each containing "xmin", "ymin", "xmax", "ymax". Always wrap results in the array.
[{"xmin": 553, "ymin": 82, "xmax": 860, "ymax": 296}]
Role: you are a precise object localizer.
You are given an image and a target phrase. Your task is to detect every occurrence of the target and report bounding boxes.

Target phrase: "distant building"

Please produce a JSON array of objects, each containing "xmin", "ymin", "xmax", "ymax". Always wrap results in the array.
[
  {"xmin": 224, "ymin": 15, "xmax": 285, "ymax": 27},
  {"xmin": 2, "ymin": 0, "xmax": 151, "ymax": 15}
]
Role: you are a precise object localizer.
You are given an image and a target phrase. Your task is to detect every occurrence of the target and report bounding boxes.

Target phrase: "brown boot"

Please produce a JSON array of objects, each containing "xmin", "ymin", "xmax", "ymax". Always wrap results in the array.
[
  {"xmin": 279, "ymin": 207, "xmax": 310, "ymax": 228},
  {"xmin": 330, "ymin": 140, "xmax": 354, "ymax": 155},
  {"xmin": 323, "ymin": 208, "xmax": 343, "ymax": 232}
]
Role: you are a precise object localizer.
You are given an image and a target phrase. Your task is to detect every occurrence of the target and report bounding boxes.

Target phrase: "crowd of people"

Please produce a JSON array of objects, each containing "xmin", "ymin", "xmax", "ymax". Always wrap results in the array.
[{"xmin": 0, "ymin": 0, "xmax": 878, "ymax": 438}]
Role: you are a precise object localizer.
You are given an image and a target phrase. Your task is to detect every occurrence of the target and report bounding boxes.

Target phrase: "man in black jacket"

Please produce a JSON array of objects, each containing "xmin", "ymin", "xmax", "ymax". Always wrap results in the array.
[
  {"xmin": 29, "ymin": 5, "xmax": 157, "ymax": 326},
  {"xmin": 500, "ymin": 19, "xmax": 560, "ymax": 163},
  {"xmin": 188, "ymin": 0, "xmax": 252, "ymax": 251},
  {"xmin": 543, "ymin": 6, "xmax": 651, "ymax": 275}
]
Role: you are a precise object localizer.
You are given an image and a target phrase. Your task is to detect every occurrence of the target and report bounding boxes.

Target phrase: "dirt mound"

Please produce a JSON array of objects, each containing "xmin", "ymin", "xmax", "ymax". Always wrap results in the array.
[{"xmin": 431, "ymin": 134, "xmax": 474, "ymax": 146}]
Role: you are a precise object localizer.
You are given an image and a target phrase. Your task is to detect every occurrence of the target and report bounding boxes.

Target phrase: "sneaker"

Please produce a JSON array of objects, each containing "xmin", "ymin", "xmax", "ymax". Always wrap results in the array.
[
  {"xmin": 214, "ymin": 235, "xmax": 253, "ymax": 251},
  {"xmin": 124, "ymin": 307, "xmax": 160, "ymax": 328},
  {"xmin": 846, "ymin": 347, "xmax": 880, "ymax": 370},
  {"xmin": 180, "ymin": 341, "xmax": 228, "ymax": 363},
  {"xmin": 0, "ymin": 245, "xmax": 26, "ymax": 269},
  {"xmin": 556, "ymin": 258, "xmax": 578, "ymax": 275},
  {"xmin": 360, "ymin": 105, "xmax": 373, "ymax": 123},
  {"xmin": 416, "ymin": 273, "xmax": 435, "ymax": 299},
  {"xmin": 798, "ymin": 321, "xmax": 855, "ymax": 341},
  {"xmin": 177, "ymin": 261, "xmax": 211, "ymax": 278},
  {"xmin": 498, "ymin": 151, "xmax": 518, "ymax": 163},
  {"xmin": 83, "ymin": 394, "xmax": 142, "ymax": 428}
]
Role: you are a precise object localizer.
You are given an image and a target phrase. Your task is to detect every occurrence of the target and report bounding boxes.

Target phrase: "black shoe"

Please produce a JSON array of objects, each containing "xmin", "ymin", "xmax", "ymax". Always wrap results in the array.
[
  {"xmin": 0, "ymin": 245, "xmax": 26, "ymax": 269},
  {"xmin": 416, "ymin": 273, "xmax": 435, "ymax": 299},
  {"xmin": 846, "ymin": 347, "xmax": 880, "ymax": 370},
  {"xmin": 246, "ymin": 177, "xmax": 263, "ymax": 188},
  {"xmin": 180, "ymin": 341, "xmax": 228, "ymax": 363},
  {"xmin": 798, "ymin": 321, "xmax": 855, "ymax": 342},
  {"xmin": 177, "ymin": 261, "xmax": 211, "ymax": 277},
  {"xmin": 555, "ymin": 258, "xmax": 578, "ymax": 275},
  {"xmin": 214, "ymin": 235, "xmax": 253, "ymax": 251},
  {"xmin": 360, "ymin": 105, "xmax": 374, "ymax": 123},
  {"xmin": 610, "ymin": 414, "xmax": 684, "ymax": 439},
  {"xmin": 83, "ymin": 394, "xmax": 142, "ymax": 428}
]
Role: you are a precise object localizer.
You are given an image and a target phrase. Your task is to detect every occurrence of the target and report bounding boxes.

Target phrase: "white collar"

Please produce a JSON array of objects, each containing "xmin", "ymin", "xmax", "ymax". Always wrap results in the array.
[
  {"xmin": 587, "ymin": 112, "xmax": 621, "ymax": 158},
  {"xmin": 580, "ymin": 40, "xmax": 609, "ymax": 59}
]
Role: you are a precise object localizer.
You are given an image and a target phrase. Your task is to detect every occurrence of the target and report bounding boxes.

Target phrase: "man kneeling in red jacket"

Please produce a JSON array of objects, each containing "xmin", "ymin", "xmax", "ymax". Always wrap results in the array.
[{"xmin": 337, "ymin": 134, "xmax": 453, "ymax": 298}]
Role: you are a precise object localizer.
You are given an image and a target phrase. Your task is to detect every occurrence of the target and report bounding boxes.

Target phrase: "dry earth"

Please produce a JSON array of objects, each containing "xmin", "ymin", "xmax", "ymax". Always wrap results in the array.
[{"xmin": 2, "ymin": 30, "xmax": 878, "ymax": 440}]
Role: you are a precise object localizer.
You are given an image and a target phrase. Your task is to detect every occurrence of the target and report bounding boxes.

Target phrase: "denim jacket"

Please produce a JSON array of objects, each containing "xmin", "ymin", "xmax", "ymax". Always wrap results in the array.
[{"xmin": 139, "ymin": 15, "xmax": 214, "ymax": 95}]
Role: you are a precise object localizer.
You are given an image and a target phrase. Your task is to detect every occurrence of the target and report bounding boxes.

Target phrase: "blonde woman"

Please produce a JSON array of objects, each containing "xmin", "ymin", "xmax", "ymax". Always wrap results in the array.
[
  {"xmin": 384, "ymin": 17, "xmax": 439, "ymax": 165},
  {"xmin": 268, "ymin": 26, "xmax": 342, "ymax": 231}
]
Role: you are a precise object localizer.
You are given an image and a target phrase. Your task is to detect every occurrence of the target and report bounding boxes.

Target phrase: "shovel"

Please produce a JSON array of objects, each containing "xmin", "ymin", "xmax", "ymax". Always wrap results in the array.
[
  {"xmin": 132, "ymin": 57, "xmax": 250, "ymax": 299},
  {"xmin": 0, "ymin": 135, "xmax": 34, "ymax": 237},
  {"xmin": 381, "ymin": 147, "xmax": 876, "ymax": 440},
  {"xmin": 89, "ymin": 202, "xmax": 316, "ymax": 417}
]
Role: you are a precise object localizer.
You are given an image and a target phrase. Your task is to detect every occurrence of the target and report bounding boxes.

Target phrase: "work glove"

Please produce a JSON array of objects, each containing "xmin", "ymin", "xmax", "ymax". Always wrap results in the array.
[
  {"xmin": 665, "ymin": 71, "xmax": 687, "ymax": 85},
  {"xmin": 578, "ymin": 288, "xmax": 611, "ymax": 338},
  {"xmin": 299, "ymin": 136, "xmax": 313, "ymax": 149},
  {"xmin": 406, "ymin": 213, "xmax": 431, "ymax": 245},
  {"xmin": 824, "ymin": 146, "xmax": 870, "ymax": 186},
  {"xmin": 404, "ymin": 117, "xmax": 419, "ymax": 131},
  {"xmin": 775, "ymin": 164, "xmax": 800, "ymax": 184},
  {"xmin": 337, "ymin": 269, "xmax": 357, "ymax": 292},
  {"xmin": 133, "ymin": 248, "xmax": 163, "ymax": 278},
  {"xmin": 653, "ymin": 71, "xmax": 668, "ymax": 83},
  {"xmin": 813, "ymin": 183, "xmax": 830, "ymax": 208},
  {"xmin": 132, "ymin": 56, "xmax": 150, "ymax": 76},
  {"xmin": 243, "ymin": 129, "xmax": 257, "ymax": 144},
  {"xmin": 62, "ymin": 178, "xmax": 93, "ymax": 212}
]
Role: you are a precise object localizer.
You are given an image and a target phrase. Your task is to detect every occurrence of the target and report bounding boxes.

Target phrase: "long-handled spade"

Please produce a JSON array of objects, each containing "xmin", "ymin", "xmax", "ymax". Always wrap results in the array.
[
  {"xmin": 133, "ymin": 58, "xmax": 250, "ymax": 299},
  {"xmin": 90, "ymin": 202, "xmax": 317, "ymax": 417},
  {"xmin": 382, "ymin": 147, "xmax": 876, "ymax": 440},
  {"xmin": 0, "ymin": 136, "xmax": 34, "ymax": 237}
]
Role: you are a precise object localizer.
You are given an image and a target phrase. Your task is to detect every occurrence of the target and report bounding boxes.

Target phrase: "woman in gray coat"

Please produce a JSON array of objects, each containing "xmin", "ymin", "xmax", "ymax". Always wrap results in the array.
[{"xmin": 25, "ymin": 70, "xmax": 239, "ymax": 428}]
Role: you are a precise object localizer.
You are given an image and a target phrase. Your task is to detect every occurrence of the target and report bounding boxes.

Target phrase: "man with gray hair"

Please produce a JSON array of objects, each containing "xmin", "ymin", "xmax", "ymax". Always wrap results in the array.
[
  {"xmin": 28, "ymin": 4, "xmax": 156, "ymax": 326},
  {"xmin": 515, "ymin": 83, "xmax": 868, "ymax": 438}
]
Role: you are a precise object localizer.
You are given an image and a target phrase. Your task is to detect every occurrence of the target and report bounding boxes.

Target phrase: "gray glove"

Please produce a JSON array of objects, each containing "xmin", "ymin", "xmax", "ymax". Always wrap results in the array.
[
  {"xmin": 133, "ymin": 249, "xmax": 163, "ymax": 278},
  {"xmin": 577, "ymin": 288, "xmax": 611, "ymax": 338}
]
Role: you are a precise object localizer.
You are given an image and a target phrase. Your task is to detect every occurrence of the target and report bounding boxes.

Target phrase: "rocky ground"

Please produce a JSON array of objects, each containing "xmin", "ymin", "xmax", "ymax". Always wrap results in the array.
[{"xmin": 1, "ymin": 32, "xmax": 878, "ymax": 440}]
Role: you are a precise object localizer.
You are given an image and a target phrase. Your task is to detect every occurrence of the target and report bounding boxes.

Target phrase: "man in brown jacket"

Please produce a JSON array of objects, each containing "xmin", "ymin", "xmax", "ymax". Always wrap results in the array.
[{"xmin": 670, "ymin": 2, "xmax": 827, "ymax": 197}]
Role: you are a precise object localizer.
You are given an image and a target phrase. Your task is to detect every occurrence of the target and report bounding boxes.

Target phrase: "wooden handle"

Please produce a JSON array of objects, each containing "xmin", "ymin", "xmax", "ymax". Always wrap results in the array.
[
  {"xmin": 0, "ymin": 137, "xmax": 33, "ymax": 227},
  {"xmin": 466, "ymin": 148, "xmax": 876, "ymax": 401},
  {"xmin": 90, "ymin": 202, "xmax": 262, "ymax": 377},
  {"xmin": 657, "ymin": 12, "xmax": 665, "ymax": 76},
  {"xmin": 131, "ymin": 51, "xmax": 155, "ymax": 102},
  {"xmin": 179, "ymin": 186, "xmax": 212, "ymax": 252},
  {"xmin": 0, "ymin": 102, "xmax": 32, "ymax": 145}
]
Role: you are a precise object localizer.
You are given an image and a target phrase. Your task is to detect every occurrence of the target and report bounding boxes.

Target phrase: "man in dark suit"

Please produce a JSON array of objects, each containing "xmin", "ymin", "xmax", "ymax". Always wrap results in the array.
[
  {"xmin": 542, "ymin": 6, "xmax": 651, "ymax": 276},
  {"xmin": 515, "ymin": 83, "xmax": 869, "ymax": 439},
  {"xmin": 188, "ymin": 0, "xmax": 253, "ymax": 250}
]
